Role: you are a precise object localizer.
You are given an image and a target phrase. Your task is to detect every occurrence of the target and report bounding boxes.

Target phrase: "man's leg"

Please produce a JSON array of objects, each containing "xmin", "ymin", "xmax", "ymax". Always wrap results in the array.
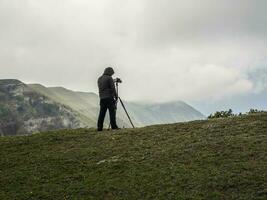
[
  {"xmin": 107, "ymin": 99, "xmax": 118, "ymax": 129},
  {"xmin": 97, "ymin": 99, "xmax": 107, "ymax": 131}
]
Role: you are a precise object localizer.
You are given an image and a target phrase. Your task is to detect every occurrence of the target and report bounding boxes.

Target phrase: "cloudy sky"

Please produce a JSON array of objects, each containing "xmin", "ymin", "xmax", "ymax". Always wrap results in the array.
[{"xmin": 0, "ymin": 0, "xmax": 267, "ymax": 114}]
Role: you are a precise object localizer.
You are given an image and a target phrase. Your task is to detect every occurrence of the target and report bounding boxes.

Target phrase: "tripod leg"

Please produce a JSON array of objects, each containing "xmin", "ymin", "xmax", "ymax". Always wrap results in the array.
[{"xmin": 119, "ymin": 97, "xmax": 135, "ymax": 128}]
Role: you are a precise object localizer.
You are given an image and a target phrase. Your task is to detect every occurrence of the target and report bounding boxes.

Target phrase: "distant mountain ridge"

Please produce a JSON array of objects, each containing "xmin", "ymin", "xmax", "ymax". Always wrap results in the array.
[
  {"xmin": 0, "ymin": 79, "xmax": 83, "ymax": 136},
  {"xmin": 0, "ymin": 79, "xmax": 205, "ymax": 135}
]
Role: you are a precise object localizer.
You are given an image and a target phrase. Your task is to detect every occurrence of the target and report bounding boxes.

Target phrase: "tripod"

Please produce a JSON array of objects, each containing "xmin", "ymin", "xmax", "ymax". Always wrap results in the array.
[{"xmin": 109, "ymin": 82, "xmax": 135, "ymax": 129}]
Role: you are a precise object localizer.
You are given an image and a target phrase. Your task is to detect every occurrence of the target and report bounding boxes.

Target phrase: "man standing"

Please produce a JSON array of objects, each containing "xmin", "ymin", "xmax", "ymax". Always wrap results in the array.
[{"xmin": 97, "ymin": 67, "xmax": 119, "ymax": 131}]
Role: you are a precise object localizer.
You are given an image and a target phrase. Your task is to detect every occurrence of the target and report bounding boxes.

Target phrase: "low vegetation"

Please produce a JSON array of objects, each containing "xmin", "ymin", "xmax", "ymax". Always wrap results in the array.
[
  {"xmin": 0, "ymin": 112, "xmax": 267, "ymax": 199},
  {"xmin": 208, "ymin": 108, "xmax": 265, "ymax": 119}
]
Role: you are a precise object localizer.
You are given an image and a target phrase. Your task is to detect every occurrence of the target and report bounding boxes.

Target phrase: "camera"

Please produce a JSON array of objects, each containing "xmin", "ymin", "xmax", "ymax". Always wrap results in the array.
[{"xmin": 114, "ymin": 78, "xmax": 122, "ymax": 83}]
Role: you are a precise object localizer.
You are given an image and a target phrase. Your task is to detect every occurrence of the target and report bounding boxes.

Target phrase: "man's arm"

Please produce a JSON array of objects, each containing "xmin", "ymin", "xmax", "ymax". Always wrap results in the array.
[{"xmin": 109, "ymin": 77, "xmax": 118, "ymax": 100}]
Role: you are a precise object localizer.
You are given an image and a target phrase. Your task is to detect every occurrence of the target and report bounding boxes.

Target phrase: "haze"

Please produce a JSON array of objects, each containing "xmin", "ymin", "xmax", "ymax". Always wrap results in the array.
[{"xmin": 1, "ymin": 0, "xmax": 267, "ymax": 114}]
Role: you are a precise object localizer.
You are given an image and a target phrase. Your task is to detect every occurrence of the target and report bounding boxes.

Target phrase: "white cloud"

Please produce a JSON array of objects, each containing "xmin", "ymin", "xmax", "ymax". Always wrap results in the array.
[
  {"xmin": 0, "ymin": 0, "xmax": 266, "ymax": 103},
  {"xmin": 119, "ymin": 63, "xmax": 253, "ymax": 102}
]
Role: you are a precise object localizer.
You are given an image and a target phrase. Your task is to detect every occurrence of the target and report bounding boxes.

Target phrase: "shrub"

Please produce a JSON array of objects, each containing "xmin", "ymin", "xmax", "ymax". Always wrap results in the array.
[
  {"xmin": 248, "ymin": 108, "xmax": 264, "ymax": 114},
  {"xmin": 208, "ymin": 109, "xmax": 234, "ymax": 119},
  {"xmin": 0, "ymin": 105, "xmax": 10, "ymax": 118},
  {"xmin": 208, "ymin": 108, "xmax": 266, "ymax": 119}
]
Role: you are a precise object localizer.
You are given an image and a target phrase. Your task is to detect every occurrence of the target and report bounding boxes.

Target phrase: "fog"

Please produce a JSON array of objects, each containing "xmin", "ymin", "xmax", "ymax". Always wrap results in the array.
[{"xmin": 1, "ymin": 0, "xmax": 267, "ymax": 113}]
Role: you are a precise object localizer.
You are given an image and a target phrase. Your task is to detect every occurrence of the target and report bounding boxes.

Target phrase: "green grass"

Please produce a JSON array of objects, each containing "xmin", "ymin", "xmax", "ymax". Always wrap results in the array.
[{"xmin": 0, "ymin": 113, "xmax": 267, "ymax": 200}]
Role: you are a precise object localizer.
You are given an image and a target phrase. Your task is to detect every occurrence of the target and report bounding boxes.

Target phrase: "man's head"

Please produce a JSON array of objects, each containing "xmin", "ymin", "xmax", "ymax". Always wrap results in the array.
[{"xmin": 103, "ymin": 67, "xmax": 114, "ymax": 76}]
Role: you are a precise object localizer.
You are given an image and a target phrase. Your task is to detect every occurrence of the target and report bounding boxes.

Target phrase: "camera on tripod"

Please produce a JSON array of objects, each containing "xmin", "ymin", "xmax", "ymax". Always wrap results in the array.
[
  {"xmin": 114, "ymin": 78, "xmax": 122, "ymax": 83},
  {"xmin": 111, "ymin": 76, "xmax": 134, "ymax": 128}
]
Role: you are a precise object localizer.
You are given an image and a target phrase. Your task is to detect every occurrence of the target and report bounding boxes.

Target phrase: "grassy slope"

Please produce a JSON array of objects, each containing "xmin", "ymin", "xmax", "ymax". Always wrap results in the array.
[{"xmin": 0, "ymin": 113, "xmax": 267, "ymax": 200}]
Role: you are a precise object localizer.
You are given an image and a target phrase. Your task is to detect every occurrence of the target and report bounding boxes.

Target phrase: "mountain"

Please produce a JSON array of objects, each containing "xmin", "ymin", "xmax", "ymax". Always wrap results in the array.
[
  {"xmin": 0, "ymin": 79, "xmax": 83, "ymax": 136},
  {"xmin": 125, "ymin": 101, "xmax": 205, "ymax": 126},
  {"xmin": 28, "ymin": 83, "xmax": 205, "ymax": 127},
  {"xmin": 0, "ymin": 79, "xmax": 205, "ymax": 135},
  {"xmin": 28, "ymin": 84, "xmax": 132, "ymax": 128},
  {"xmin": 0, "ymin": 112, "xmax": 266, "ymax": 199}
]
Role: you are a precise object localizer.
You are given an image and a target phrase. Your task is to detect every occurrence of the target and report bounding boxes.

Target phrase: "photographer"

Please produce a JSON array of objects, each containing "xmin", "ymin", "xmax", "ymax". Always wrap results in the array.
[{"xmin": 97, "ymin": 67, "xmax": 119, "ymax": 131}]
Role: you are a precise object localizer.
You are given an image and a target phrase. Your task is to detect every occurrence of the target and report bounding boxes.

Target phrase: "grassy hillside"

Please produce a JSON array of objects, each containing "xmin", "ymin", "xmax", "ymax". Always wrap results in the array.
[{"xmin": 0, "ymin": 113, "xmax": 267, "ymax": 199}]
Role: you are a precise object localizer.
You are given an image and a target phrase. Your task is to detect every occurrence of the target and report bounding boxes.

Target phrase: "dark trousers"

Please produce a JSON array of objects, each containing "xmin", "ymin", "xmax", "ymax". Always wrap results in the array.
[{"xmin": 97, "ymin": 98, "xmax": 118, "ymax": 130}]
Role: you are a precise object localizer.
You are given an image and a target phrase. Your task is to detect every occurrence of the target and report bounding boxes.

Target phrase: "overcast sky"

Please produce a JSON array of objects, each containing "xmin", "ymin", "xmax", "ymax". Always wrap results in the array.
[{"xmin": 1, "ymin": 0, "xmax": 267, "ymax": 113}]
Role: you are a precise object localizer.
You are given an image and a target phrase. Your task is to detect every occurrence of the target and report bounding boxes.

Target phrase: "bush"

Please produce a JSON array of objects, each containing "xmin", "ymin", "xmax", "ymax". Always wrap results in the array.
[
  {"xmin": 0, "ymin": 105, "xmax": 10, "ymax": 118},
  {"xmin": 208, "ymin": 108, "xmax": 266, "ymax": 119},
  {"xmin": 248, "ymin": 108, "xmax": 264, "ymax": 114},
  {"xmin": 208, "ymin": 109, "xmax": 234, "ymax": 119}
]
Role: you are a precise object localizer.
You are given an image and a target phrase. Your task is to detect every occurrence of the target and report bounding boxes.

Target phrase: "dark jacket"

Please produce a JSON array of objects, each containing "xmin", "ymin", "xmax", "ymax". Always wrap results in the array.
[{"xmin": 98, "ymin": 67, "xmax": 118, "ymax": 100}]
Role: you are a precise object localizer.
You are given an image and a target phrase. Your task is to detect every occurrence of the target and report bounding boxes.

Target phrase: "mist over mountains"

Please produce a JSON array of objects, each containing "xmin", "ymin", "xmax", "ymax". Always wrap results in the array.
[{"xmin": 0, "ymin": 79, "xmax": 205, "ymax": 136}]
